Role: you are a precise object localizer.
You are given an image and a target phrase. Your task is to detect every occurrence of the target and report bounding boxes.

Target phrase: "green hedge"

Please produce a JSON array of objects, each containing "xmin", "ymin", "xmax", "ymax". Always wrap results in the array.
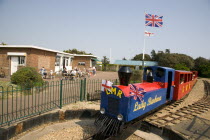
[
  {"xmin": 11, "ymin": 67, "xmax": 44, "ymax": 89},
  {"xmin": 130, "ymin": 70, "xmax": 143, "ymax": 83}
]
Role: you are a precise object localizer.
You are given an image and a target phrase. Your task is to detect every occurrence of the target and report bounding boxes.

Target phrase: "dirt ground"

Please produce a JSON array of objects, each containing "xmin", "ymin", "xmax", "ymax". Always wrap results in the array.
[{"xmin": 87, "ymin": 71, "xmax": 118, "ymax": 80}]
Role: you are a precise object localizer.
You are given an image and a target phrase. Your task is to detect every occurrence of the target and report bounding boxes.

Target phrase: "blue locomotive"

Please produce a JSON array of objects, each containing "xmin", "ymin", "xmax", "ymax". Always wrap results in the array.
[{"xmin": 95, "ymin": 66, "xmax": 197, "ymax": 137}]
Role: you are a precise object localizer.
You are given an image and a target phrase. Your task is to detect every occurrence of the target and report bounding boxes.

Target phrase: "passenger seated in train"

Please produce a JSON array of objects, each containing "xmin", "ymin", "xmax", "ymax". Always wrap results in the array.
[
  {"xmin": 192, "ymin": 74, "xmax": 195, "ymax": 80},
  {"xmin": 180, "ymin": 77, "xmax": 184, "ymax": 84}
]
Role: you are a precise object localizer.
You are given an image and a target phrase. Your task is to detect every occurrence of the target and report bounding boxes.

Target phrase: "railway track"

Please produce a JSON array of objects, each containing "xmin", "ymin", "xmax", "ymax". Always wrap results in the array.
[{"xmin": 144, "ymin": 80, "xmax": 210, "ymax": 127}]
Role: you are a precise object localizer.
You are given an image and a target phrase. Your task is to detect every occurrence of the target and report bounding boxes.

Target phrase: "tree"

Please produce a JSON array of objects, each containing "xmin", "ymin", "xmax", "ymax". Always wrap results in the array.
[
  {"xmin": 165, "ymin": 49, "xmax": 170, "ymax": 54},
  {"xmin": 122, "ymin": 57, "xmax": 127, "ymax": 60},
  {"xmin": 193, "ymin": 57, "xmax": 209, "ymax": 77},
  {"xmin": 174, "ymin": 63, "xmax": 190, "ymax": 71},
  {"xmin": 102, "ymin": 56, "xmax": 110, "ymax": 64},
  {"xmin": 151, "ymin": 50, "xmax": 156, "ymax": 61},
  {"xmin": 101, "ymin": 56, "xmax": 110, "ymax": 71},
  {"xmin": 0, "ymin": 42, "xmax": 7, "ymax": 45},
  {"xmin": 176, "ymin": 54, "xmax": 194, "ymax": 69},
  {"xmin": 157, "ymin": 53, "xmax": 179, "ymax": 68},
  {"xmin": 194, "ymin": 57, "xmax": 209, "ymax": 70},
  {"xmin": 156, "ymin": 53, "xmax": 194, "ymax": 70},
  {"xmin": 199, "ymin": 63, "xmax": 210, "ymax": 78},
  {"xmin": 132, "ymin": 54, "xmax": 151, "ymax": 61},
  {"xmin": 64, "ymin": 48, "xmax": 92, "ymax": 55}
]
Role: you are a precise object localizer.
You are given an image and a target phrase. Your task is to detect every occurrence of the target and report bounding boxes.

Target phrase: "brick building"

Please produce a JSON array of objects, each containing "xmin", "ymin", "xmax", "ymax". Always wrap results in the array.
[
  {"xmin": 0, "ymin": 45, "xmax": 98, "ymax": 77},
  {"xmin": 72, "ymin": 55, "xmax": 98, "ymax": 70}
]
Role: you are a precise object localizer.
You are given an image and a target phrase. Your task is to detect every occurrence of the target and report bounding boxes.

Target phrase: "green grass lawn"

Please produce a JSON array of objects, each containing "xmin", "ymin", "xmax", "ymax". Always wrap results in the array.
[
  {"xmin": 0, "ymin": 80, "xmax": 19, "ymax": 98},
  {"xmin": 0, "ymin": 80, "xmax": 13, "ymax": 89}
]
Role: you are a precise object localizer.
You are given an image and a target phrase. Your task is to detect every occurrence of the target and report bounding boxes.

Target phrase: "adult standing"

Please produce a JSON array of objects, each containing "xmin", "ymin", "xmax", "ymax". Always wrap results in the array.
[
  {"xmin": 40, "ymin": 67, "xmax": 47, "ymax": 79},
  {"xmin": 93, "ymin": 66, "xmax": 96, "ymax": 76}
]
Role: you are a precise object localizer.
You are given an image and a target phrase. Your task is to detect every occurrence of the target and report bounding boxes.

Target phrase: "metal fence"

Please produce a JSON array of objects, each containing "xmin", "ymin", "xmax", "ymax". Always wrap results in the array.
[{"xmin": 0, "ymin": 78, "xmax": 118, "ymax": 127}]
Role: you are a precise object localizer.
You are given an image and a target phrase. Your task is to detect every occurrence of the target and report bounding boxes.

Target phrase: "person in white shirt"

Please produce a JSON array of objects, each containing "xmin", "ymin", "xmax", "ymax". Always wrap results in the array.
[
  {"xmin": 70, "ymin": 69, "xmax": 76, "ymax": 76},
  {"xmin": 93, "ymin": 66, "xmax": 96, "ymax": 76}
]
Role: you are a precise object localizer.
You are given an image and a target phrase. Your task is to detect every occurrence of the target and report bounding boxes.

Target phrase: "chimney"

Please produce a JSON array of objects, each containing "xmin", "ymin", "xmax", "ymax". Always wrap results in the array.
[{"xmin": 118, "ymin": 66, "xmax": 132, "ymax": 86}]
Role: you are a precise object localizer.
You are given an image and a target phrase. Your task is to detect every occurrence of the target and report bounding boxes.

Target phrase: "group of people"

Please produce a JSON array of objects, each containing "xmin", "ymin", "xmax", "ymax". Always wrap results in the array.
[
  {"xmin": 40, "ymin": 67, "xmax": 54, "ymax": 79},
  {"xmin": 62, "ymin": 66, "xmax": 97, "ymax": 79},
  {"xmin": 40, "ymin": 66, "xmax": 97, "ymax": 80}
]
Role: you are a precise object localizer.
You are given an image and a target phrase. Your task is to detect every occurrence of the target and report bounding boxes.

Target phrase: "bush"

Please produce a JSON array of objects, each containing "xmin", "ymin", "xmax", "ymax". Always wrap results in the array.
[
  {"xmin": 11, "ymin": 67, "xmax": 44, "ymax": 89},
  {"xmin": 174, "ymin": 63, "xmax": 190, "ymax": 71},
  {"xmin": 130, "ymin": 70, "xmax": 143, "ymax": 83},
  {"xmin": 199, "ymin": 64, "xmax": 210, "ymax": 78}
]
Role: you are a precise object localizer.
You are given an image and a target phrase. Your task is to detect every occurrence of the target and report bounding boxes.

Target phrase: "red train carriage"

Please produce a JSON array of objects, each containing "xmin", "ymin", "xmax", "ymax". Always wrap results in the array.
[{"xmin": 173, "ymin": 70, "xmax": 196, "ymax": 100}]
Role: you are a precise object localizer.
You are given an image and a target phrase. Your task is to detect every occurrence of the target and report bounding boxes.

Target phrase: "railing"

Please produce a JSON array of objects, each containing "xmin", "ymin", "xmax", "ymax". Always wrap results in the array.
[{"xmin": 0, "ymin": 78, "xmax": 118, "ymax": 127}]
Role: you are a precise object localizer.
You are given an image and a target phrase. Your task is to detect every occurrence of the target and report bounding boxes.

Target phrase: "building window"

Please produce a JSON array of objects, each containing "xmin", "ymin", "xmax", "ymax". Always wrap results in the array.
[
  {"xmin": 78, "ymin": 62, "xmax": 85, "ymax": 65},
  {"xmin": 18, "ymin": 56, "xmax": 25, "ymax": 65},
  {"xmin": 55, "ymin": 56, "xmax": 60, "ymax": 66},
  {"xmin": 64, "ymin": 57, "xmax": 69, "ymax": 66}
]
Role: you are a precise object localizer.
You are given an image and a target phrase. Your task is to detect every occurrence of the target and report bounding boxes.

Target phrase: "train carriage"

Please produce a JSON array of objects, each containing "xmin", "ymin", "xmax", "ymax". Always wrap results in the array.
[
  {"xmin": 173, "ymin": 70, "xmax": 198, "ymax": 100},
  {"xmin": 174, "ymin": 71, "xmax": 193, "ymax": 100}
]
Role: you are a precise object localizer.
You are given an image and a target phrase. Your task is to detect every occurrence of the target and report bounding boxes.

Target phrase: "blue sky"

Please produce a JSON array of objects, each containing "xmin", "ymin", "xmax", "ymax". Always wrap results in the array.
[{"xmin": 0, "ymin": 0, "xmax": 209, "ymax": 63}]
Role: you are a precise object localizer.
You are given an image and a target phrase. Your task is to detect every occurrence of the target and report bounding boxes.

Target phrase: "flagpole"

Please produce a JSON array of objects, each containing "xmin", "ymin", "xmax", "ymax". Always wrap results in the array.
[
  {"xmin": 142, "ymin": 33, "xmax": 145, "ymax": 69},
  {"xmin": 142, "ymin": 12, "xmax": 146, "ymax": 70},
  {"xmin": 110, "ymin": 48, "xmax": 111, "ymax": 63}
]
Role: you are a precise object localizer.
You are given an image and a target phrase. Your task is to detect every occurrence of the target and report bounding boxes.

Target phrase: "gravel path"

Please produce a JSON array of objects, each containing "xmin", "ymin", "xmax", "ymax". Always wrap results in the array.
[{"xmin": 16, "ymin": 119, "xmax": 96, "ymax": 140}]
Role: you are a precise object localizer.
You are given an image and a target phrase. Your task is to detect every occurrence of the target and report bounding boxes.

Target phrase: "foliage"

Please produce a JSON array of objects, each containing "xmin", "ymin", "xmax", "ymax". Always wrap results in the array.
[
  {"xmin": 150, "ymin": 49, "xmax": 156, "ymax": 61},
  {"xmin": 101, "ymin": 56, "xmax": 110, "ymax": 64},
  {"xmin": 165, "ymin": 49, "xmax": 170, "ymax": 54},
  {"xmin": 11, "ymin": 67, "xmax": 44, "ymax": 89},
  {"xmin": 155, "ymin": 53, "xmax": 194, "ymax": 70},
  {"xmin": 101, "ymin": 56, "xmax": 110, "ymax": 71},
  {"xmin": 101, "ymin": 64, "xmax": 118, "ymax": 71},
  {"xmin": 122, "ymin": 57, "xmax": 127, "ymax": 60},
  {"xmin": 198, "ymin": 64, "xmax": 210, "ymax": 78},
  {"xmin": 176, "ymin": 54, "xmax": 194, "ymax": 69},
  {"xmin": 194, "ymin": 57, "xmax": 209, "ymax": 71},
  {"xmin": 174, "ymin": 64, "xmax": 190, "ymax": 71},
  {"xmin": 0, "ymin": 42, "xmax": 7, "ymax": 45},
  {"xmin": 130, "ymin": 70, "xmax": 143, "ymax": 83},
  {"xmin": 149, "ymin": 49, "xmax": 210, "ymax": 77},
  {"xmin": 64, "ymin": 48, "xmax": 92, "ymax": 55},
  {"xmin": 132, "ymin": 53, "xmax": 151, "ymax": 61},
  {"xmin": 128, "ymin": 49, "xmax": 210, "ymax": 78}
]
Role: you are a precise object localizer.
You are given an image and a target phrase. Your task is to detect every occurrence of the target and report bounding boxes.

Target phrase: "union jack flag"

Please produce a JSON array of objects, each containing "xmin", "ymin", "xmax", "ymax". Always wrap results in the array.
[
  {"xmin": 145, "ymin": 13, "xmax": 163, "ymax": 27},
  {"xmin": 130, "ymin": 84, "xmax": 146, "ymax": 102}
]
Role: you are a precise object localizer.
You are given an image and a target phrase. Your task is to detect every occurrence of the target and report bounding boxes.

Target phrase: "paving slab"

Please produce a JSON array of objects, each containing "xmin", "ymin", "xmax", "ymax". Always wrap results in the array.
[{"xmin": 168, "ymin": 116, "xmax": 210, "ymax": 140}]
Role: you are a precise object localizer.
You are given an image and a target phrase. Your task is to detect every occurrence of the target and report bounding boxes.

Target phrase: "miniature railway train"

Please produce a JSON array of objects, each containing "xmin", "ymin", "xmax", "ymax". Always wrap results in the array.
[{"xmin": 94, "ymin": 66, "xmax": 198, "ymax": 137}]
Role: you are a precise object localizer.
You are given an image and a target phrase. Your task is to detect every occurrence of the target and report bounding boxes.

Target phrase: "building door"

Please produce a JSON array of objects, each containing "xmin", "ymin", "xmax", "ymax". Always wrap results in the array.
[
  {"xmin": 11, "ymin": 56, "xmax": 19, "ymax": 75},
  {"xmin": 63, "ymin": 58, "xmax": 66, "ymax": 69}
]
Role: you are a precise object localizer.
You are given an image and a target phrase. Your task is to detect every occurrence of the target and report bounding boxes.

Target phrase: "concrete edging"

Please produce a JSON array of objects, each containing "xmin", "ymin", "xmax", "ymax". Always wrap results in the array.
[{"xmin": 140, "ymin": 121, "xmax": 187, "ymax": 140}]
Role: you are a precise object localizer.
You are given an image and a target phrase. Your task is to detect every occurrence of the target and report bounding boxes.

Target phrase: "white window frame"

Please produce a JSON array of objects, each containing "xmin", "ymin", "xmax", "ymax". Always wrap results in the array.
[
  {"xmin": 18, "ymin": 56, "xmax": 26, "ymax": 66},
  {"xmin": 78, "ymin": 62, "xmax": 85, "ymax": 65},
  {"xmin": 55, "ymin": 56, "xmax": 61, "ymax": 66}
]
